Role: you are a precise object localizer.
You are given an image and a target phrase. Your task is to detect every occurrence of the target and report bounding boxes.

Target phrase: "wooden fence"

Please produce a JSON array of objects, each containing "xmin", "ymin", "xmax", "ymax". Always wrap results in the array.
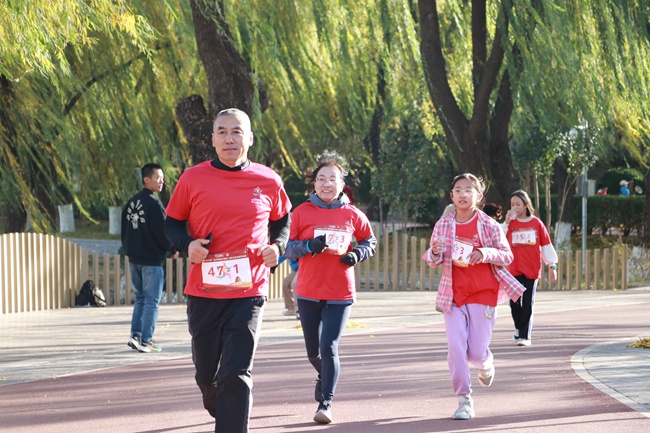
[{"xmin": 1, "ymin": 232, "xmax": 629, "ymax": 314}]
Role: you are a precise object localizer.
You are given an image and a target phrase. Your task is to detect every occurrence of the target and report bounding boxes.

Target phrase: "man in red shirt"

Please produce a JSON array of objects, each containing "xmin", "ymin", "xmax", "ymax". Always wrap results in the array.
[{"xmin": 164, "ymin": 108, "xmax": 291, "ymax": 433}]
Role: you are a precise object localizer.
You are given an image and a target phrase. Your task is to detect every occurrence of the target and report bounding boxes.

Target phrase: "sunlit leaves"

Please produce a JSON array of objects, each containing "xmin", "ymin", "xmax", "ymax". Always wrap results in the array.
[
  {"xmin": 508, "ymin": 1, "xmax": 650, "ymax": 175},
  {"xmin": 0, "ymin": 0, "xmax": 200, "ymax": 231}
]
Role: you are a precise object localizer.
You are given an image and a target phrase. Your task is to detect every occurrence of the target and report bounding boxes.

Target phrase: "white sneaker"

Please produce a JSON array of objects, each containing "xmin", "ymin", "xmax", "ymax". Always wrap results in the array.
[
  {"xmin": 452, "ymin": 395, "xmax": 475, "ymax": 420},
  {"xmin": 517, "ymin": 339, "xmax": 531, "ymax": 347},
  {"xmin": 478, "ymin": 365, "xmax": 495, "ymax": 388},
  {"xmin": 282, "ymin": 309, "xmax": 296, "ymax": 316},
  {"xmin": 313, "ymin": 402, "xmax": 332, "ymax": 424},
  {"xmin": 513, "ymin": 329, "xmax": 520, "ymax": 341}
]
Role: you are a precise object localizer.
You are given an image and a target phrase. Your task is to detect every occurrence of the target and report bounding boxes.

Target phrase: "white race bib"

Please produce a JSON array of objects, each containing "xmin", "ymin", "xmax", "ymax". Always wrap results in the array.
[
  {"xmin": 452, "ymin": 237, "xmax": 474, "ymax": 268},
  {"xmin": 512, "ymin": 228, "xmax": 537, "ymax": 246},
  {"xmin": 314, "ymin": 226, "xmax": 353, "ymax": 255},
  {"xmin": 201, "ymin": 250, "xmax": 253, "ymax": 292}
]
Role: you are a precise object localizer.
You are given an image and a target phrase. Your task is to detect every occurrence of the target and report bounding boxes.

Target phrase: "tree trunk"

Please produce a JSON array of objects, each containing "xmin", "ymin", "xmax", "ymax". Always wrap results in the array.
[
  {"xmin": 418, "ymin": 0, "xmax": 514, "ymax": 206},
  {"xmin": 364, "ymin": 65, "xmax": 387, "ymax": 222},
  {"xmin": 487, "ymin": 69, "xmax": 515, "ymax": 204},
  {"xmin": 641, "ymin": 168, "xmax": 650, "ymax": 247},
  {"xmin": 175, "ymin": 0, "xmax": 268, "ymax": 164},
  {"xmin": 58, "ymin": 204, "xmax": 75, "ymax": 233},
  {"xmin": 0, "ymin": 75, "xmax": 28, "ymax": 233},
  {"xmin": 108, "ymin": 206, "xmax": 121, "ymax": 235},
  {"xmin": 2, "ymin": 205, "xmax": 27, "ymax": 233},
  {"xmin": 553, "ymin": 159, "xmax": 575, "ymax": 251}
]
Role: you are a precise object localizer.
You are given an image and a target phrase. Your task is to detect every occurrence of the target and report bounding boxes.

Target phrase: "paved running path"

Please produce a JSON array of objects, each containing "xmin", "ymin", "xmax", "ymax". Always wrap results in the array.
[{"xmin": 1, "ymin": 290, "xmax": 649, "ymax": 432}]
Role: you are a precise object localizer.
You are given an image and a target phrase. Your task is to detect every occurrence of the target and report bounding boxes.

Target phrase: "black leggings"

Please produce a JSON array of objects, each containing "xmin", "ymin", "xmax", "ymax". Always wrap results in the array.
[
  {"xmin": 297, "ymin": 299, "xmax": 351, "ymax": 404},
  {"xmin": 510, "ymin": 275, "xmax": 538, "ymax": 340}
]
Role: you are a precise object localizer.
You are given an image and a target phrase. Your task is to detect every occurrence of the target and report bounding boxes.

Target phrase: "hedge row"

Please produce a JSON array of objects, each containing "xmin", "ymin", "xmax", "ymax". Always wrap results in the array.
[{"xmin": 533, "ymin": 195, "xmax": 645, "ymax": 235}]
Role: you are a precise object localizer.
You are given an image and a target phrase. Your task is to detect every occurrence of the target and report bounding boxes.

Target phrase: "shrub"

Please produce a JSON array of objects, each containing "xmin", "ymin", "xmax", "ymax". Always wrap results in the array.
[{"xmin": 531, "ymin": 194, "xmax": 644, "ymax": 236}]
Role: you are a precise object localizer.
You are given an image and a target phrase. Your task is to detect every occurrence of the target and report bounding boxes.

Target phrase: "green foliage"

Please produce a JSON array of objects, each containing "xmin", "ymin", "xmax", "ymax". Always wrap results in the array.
[
  {"xmin": 509, "ymin": 1, "xmax": 650, "ymax": 173},
  {"xmin": 532, "ymin": 194, "xmax": 645, "ymax": 236},
  {"xmin": 220, "ymin": 0, "xmax": 426, "ymax": 179},
  {"xmin": 585, "ymin": 195, "xmax": 645, "ymax": 236},
  {"xmin": 0, "ymin": 0, "xmax": 202, "ymax": 232},
  {"xmin": 2, "ymin": 0, "xmax": 650, "ymax": 238},
  {"xmin": 0, "ymin": 0, "xmax": 157, "ymax": 79},
  {"xmin": 373, "ymin": 108, "xmax": 449, "ymax": 225}
]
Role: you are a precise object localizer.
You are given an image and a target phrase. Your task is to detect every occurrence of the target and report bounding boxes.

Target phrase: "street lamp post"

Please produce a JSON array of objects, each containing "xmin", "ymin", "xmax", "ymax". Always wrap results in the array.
[{"xmin": 581, "ymin": 165, "xmax": 587, "ymax": 271}]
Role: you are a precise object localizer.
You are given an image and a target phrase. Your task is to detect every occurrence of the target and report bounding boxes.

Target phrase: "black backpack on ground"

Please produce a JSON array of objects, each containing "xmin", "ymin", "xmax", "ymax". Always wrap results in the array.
[{"xmin": 75, "ymin": 280, "xmax": 97, "ymax": 307}]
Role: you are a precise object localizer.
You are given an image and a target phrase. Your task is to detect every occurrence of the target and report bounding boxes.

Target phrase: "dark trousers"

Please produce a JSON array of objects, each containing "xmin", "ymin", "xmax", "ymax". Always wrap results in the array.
[
  {"xmin": 187, "ymin": 296, "xmax": 265, "ymax": 433},
  {"xmin": 509, "ymin": 275, "xmax": 537, "ymax": 340},
  {"xmin": 297, "ymin": 299, "xmax": 351, "ymax": 404}
]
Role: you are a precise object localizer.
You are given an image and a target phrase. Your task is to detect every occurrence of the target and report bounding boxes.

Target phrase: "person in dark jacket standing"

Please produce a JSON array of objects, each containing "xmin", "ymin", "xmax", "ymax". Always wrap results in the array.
[{"xmin": 122, "ymin": 163, "xmax": 178, "ymax": 353}]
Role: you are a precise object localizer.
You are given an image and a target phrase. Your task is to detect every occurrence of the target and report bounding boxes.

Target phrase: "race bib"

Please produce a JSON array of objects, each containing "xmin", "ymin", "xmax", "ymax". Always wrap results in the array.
[
  {"xmin": 314, "ymin": 226, "xmax": 353, "ymax": 255},
  {"xmin": 452, "ymin": 237, "xmax": 474, "ymax": 267},
  {"xmin": 201, "ymin": 250, "xmax": 253, "ymax": 292},
  {"xmin": 512, "ymin": 228, "xmax": 537, "ymax": 246}
]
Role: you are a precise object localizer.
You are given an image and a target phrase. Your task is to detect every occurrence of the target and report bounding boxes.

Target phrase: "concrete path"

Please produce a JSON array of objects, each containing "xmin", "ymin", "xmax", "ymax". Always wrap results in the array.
[{"xmin": 1, "ymin": 289, "xmax": 649, "ymax": 432}]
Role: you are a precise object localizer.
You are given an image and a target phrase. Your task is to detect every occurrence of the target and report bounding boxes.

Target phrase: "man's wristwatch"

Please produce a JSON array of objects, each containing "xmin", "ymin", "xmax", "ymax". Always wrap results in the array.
[{"xmin": 549, "ymin": 264, "xmax": 557, "ymax": 269}]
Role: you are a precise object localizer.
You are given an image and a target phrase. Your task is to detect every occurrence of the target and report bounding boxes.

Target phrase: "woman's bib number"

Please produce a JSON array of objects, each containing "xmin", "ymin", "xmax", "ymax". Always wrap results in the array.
[
  {"xmin": 314, "ymin": 226, "xmax": 353, "ymax": 255},
  {"xmin": 201, "ymin": 250, "xmax": 252, "ymax": 291},
  {"xmin": 512, "ymin": 228, "xmax": 536, "ymax": 246}
]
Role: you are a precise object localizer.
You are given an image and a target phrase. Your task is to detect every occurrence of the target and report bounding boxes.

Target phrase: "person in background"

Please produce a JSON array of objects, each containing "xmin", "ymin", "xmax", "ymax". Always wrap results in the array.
[
  {"xmin": 483, "ymin": 202, "xmax": 506, "ymax": 233},
  {"xmin": 596, "ymin": 184, "xmax": 608, "ymax": 195},
  {"xmin": 278, "ymin": 255, "xmax": 299, "ymax": 318},
  {"xmin": 284, "ymin": 150, "xmax": 376, "ymax": 425},
  {"xmin": 342, "ymin": 183, "xmax": 355, "ymax": 204},
  {"xmin": 619, "ymin": 180, "xmax": 630, "ymax": 196},
  {"xmin": 163, "ymin": 108, "xmax": 291, "ymax": 433},
  {"xmin": 482, "ymin": 203, "xmax": 503, "ymax": 222},
  {"xmin": 122, "ymin": 163, "xmax": 179, "ymax": 353},
  {"xmin": 422, "ymin": 173, "xmax": 524, "ymax": 421},
  {"xmin": 441, "ymin": 203, "xmax": 456, "ymax": 219},
  {"xmin": 504, "ymin": 190, "xmax": 558, "ymax": 347}
]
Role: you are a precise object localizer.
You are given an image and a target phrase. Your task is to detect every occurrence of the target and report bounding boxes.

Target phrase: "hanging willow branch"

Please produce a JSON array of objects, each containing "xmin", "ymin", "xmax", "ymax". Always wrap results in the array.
[{"xmin": 63, "ymin": 41, "xmax": 172, "ymax": 116}]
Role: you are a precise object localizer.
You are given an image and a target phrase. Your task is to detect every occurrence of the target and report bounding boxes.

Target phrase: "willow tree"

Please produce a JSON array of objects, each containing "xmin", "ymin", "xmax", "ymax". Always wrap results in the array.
[
  {"xmin": 183, "ymin": 0, "xmax": 437, "ymax": 216},
  {"xmin": 506, "ymin": 2, "xmax": 650, "ymax": 245},
  {"xmin": 417, "ymin": 1, "xmax": 650, "ymax": 231},
  {"xmin": 0, "ymin": 0, "xmax": 201, "ymax": 233},
  {"xmin": 212, "ymin": 0, "xmax": 426, "ymax": 169},
  {"xmin": 418, "ymin": 0, "xmax": 515, "ymax": 204}
]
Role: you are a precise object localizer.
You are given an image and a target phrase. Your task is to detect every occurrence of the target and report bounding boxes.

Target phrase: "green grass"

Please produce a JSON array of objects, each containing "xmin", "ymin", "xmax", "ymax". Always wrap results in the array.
[{"xmin": 60, "ymin": 218, "xmax": 121, "ymax": 240}]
